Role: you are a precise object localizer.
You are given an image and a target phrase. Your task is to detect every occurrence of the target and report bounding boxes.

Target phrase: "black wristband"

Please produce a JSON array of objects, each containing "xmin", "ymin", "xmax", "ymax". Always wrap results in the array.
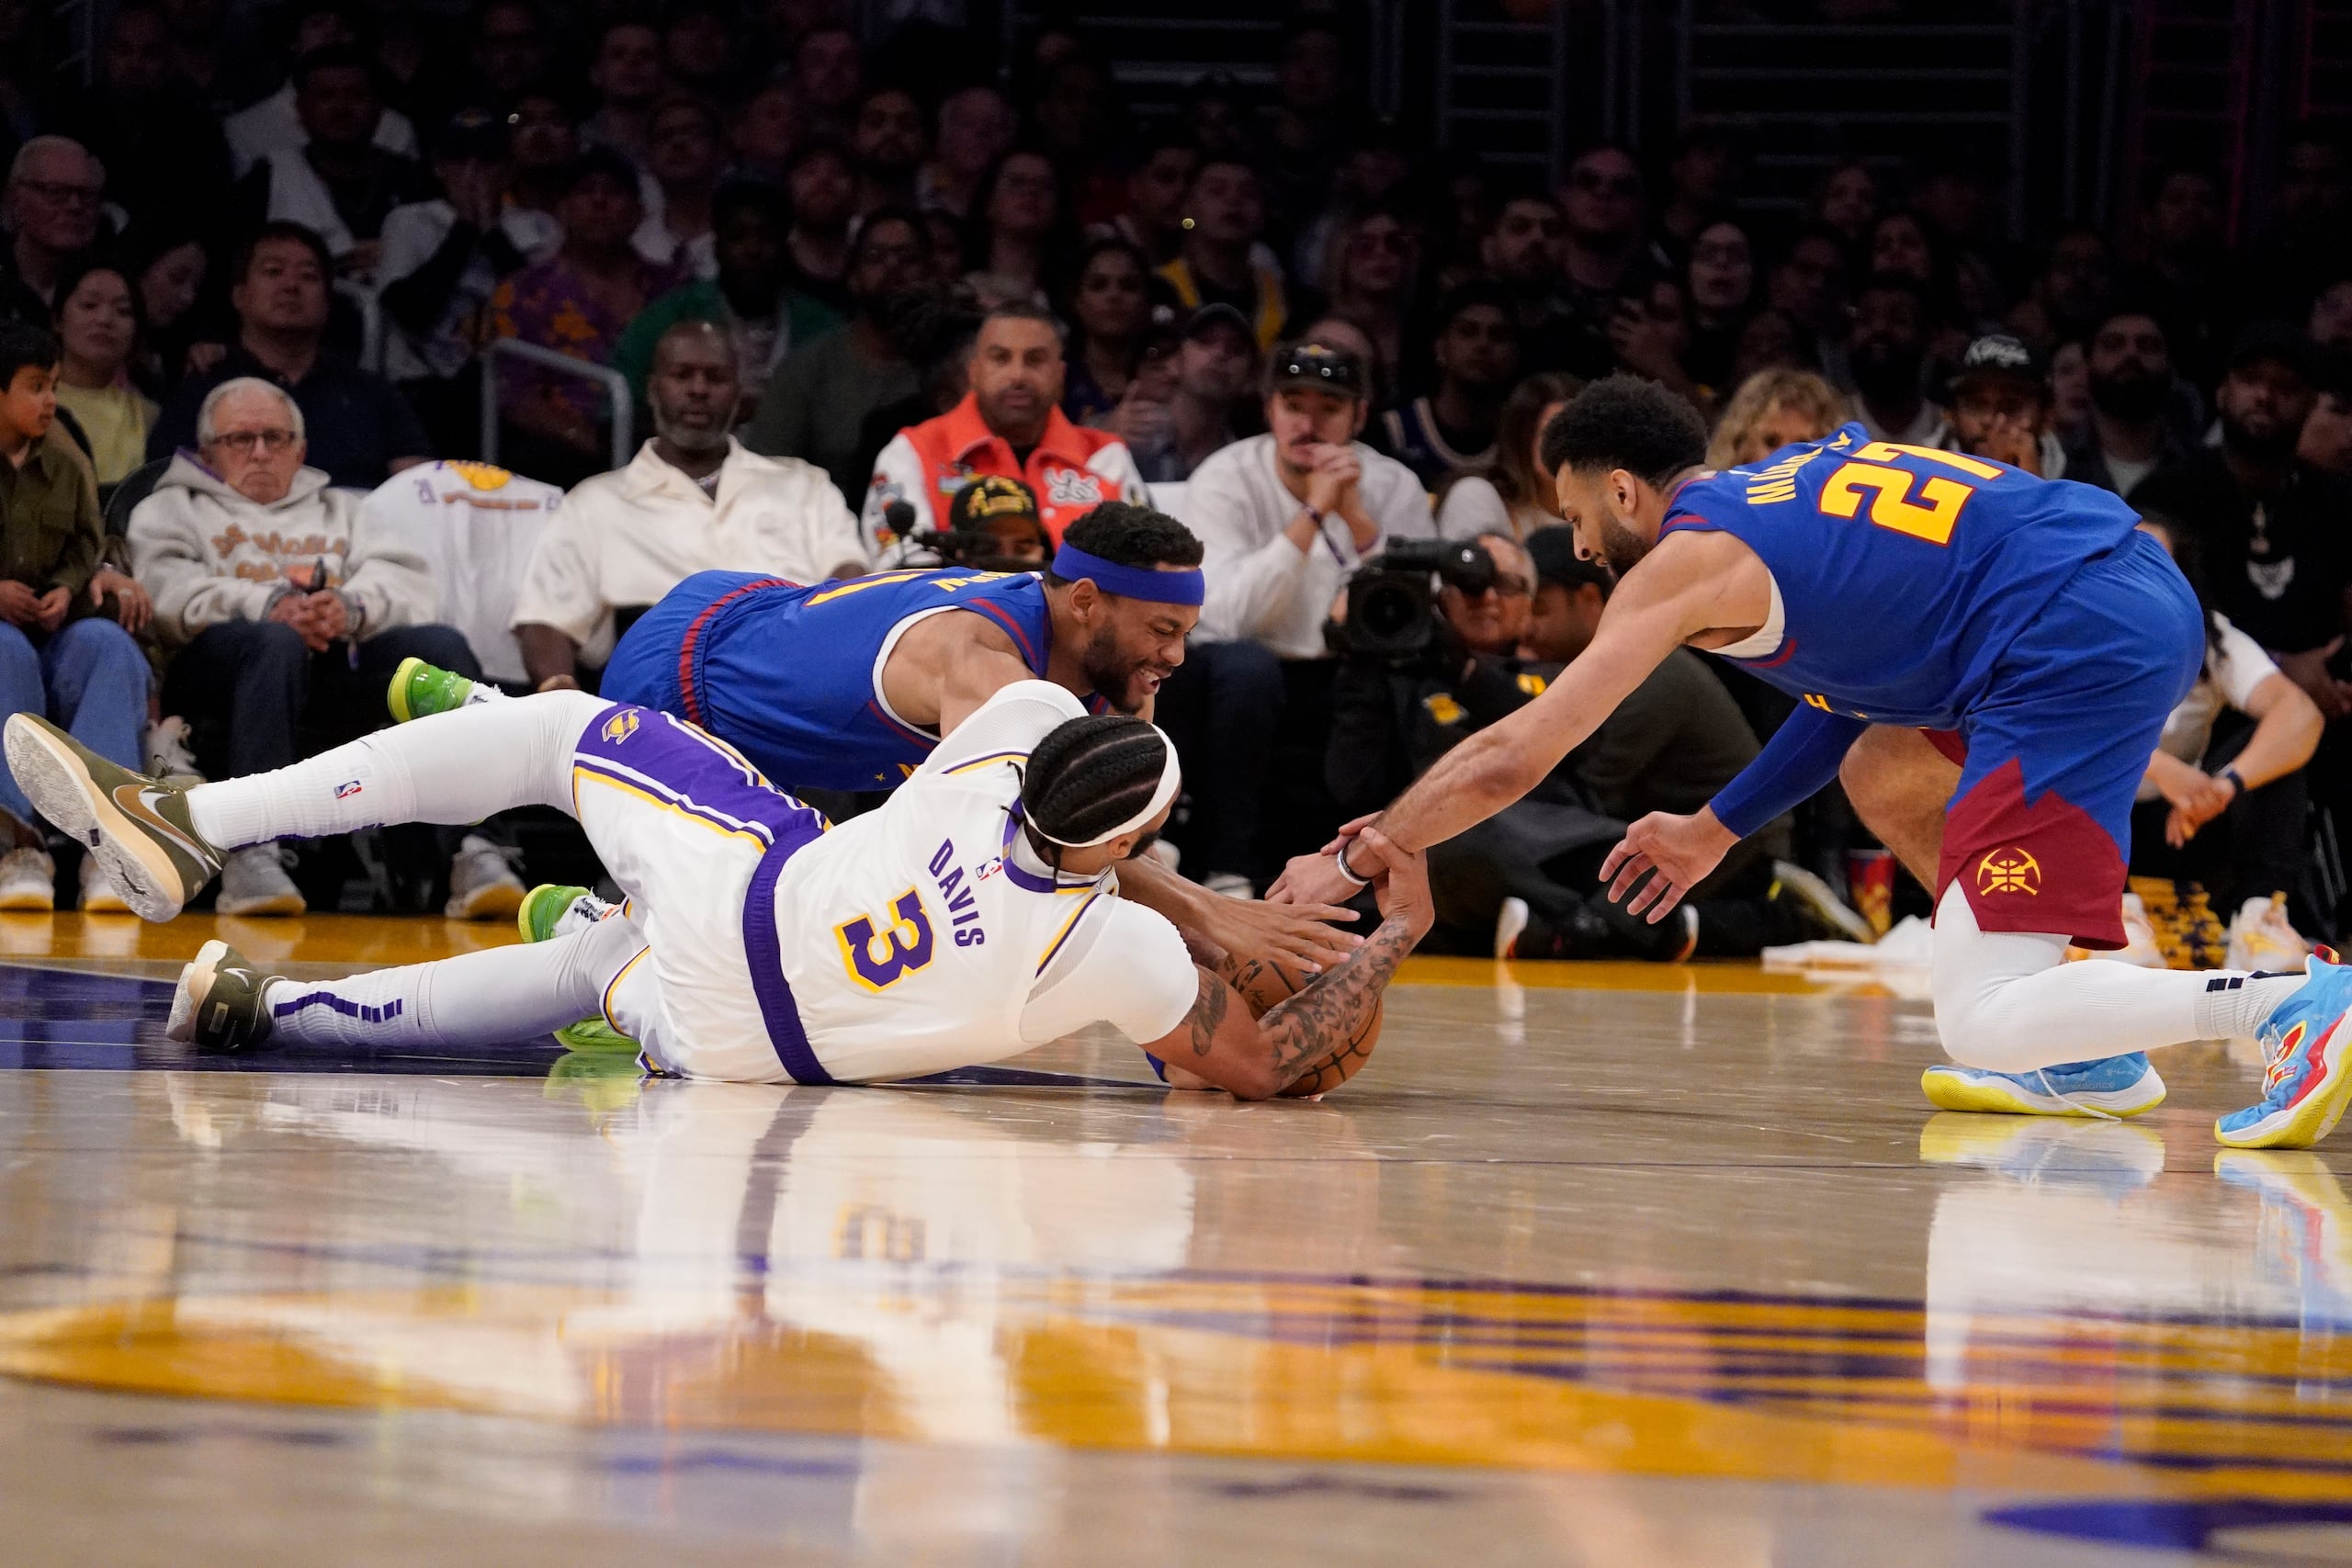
[{"xmin": 1333, "ymin": 840, "xmax": 1371, "ymax": 887}]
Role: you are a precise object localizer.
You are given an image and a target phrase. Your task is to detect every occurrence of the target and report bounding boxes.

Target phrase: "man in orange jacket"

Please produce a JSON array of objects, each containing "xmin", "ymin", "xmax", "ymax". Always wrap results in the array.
[{"xmin": 862, "ymin": 300, "xmax": 1148, "ymax": 553}]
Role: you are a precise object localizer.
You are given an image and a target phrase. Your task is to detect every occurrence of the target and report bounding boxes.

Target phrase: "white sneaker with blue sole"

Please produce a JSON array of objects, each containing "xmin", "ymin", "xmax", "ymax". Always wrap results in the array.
[
  {"xmin": 1920, "ymin": 1051, "xmax": 2166, "ymax": 1118},
  {"xmin": 2216, "ymin": 951, "xmax": 2352, "ymax": 1149}
]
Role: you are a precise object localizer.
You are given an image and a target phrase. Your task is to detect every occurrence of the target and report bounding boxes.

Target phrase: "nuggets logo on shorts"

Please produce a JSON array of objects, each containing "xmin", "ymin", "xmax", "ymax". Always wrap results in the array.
[
  {"xmin": 600, "ymin": 710, "xmax": 640, "ymax": 745},
  {"xmin": 1975, "ymin": 846, "xmax": 2042, "ymax": 897}
]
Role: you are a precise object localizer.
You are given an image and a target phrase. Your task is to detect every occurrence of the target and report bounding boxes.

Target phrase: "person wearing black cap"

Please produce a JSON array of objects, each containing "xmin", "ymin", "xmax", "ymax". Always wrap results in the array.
[
  {"xmin": 2135, "ymin": 322, "xmax": 2352, "ymax": 703},
  {"xmin": 1941, "ymin": 333, "xmax": 2063, "ymax": 479}
]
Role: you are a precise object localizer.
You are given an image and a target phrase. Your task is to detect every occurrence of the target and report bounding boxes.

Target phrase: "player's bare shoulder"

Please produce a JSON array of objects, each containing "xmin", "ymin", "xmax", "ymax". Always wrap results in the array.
[
  {"xmin": 878, "ymin": 607, "xmax": 1028, "ymax": 731},
  {"xmin": 1619, "ymin": 526, "xmax": 1776, "ymax": 651}
]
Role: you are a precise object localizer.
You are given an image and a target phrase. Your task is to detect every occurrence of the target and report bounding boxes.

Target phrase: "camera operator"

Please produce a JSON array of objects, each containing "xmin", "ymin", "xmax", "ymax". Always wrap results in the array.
[{"xmin": 1321, "ymin": 531, "xmax": 1622, "ymax": 954}]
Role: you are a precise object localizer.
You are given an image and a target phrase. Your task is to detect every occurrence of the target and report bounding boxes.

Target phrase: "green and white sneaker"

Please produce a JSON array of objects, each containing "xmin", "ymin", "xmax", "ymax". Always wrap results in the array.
[
  {"xmin": 517, "ymin": 881, "xmax": 595, "ymax": 942},
  {"xmin": 387, "ymin": 656, "xmax": 483, "ymax": 722},
  {"xmin": 3, "ymin": 714, "xmax": 222, "ymax": 921},
  {"xmin": 166, "ymin": 939, "xmax": 281, "ymax": 1052},
  {"xmin": 517, "ymin": 882, "xmax": 641, "ymax": 1054}
]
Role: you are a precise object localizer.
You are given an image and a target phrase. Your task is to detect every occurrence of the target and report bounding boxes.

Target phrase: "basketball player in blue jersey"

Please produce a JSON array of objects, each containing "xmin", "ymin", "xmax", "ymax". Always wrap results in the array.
[
  {"xmin": 396, "ymin": 501, "xmax": 1363, "ymax": 972},
  {"xmin": 1273, "ymin": 374, "xmax": 2352, "ymax": 1151}
]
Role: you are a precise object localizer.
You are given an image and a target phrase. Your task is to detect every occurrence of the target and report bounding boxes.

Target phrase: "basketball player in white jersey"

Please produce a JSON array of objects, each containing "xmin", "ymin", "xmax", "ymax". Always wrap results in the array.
[{"xmin": 3, "ymin": 685, "xmax": 1427, "ymax": 1094}]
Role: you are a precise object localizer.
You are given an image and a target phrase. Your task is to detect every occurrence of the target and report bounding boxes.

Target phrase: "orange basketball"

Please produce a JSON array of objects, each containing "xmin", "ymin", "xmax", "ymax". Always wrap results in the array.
[{"xmin": 1227, "ymin": 953, "xmax": 1384, "ymax": 1097}]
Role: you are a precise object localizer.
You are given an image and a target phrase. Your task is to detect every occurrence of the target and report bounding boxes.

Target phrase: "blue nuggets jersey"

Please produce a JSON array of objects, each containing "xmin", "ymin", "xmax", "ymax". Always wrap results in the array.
[
  {"xmin": 602, "ymin": 568, "xmax": 1078, "ymax": 791},
  {"xmin": 1668, "ymin": 423, "xmax": 2145, "ymax": 728}
]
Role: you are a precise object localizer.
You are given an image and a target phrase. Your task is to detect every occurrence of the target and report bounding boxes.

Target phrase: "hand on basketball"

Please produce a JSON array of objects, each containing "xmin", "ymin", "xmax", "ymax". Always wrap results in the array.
[
  {"xmin": 1600, "ymin": 808, "xmax": 1738, "ymax": 922},
  {"xmin": 1189, "ymin": 882, "xmax": 1361, "ymax": 972}
]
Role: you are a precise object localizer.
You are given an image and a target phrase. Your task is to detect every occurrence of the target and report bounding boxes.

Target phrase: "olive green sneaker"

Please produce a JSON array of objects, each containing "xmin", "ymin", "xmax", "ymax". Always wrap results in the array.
[
  {"xmin": 3, "ymin": 714, "xmax": 222, "ymax": 921},
  {"xmin": 387, "ymin": 656, "xmax": 480, "ymax": 722},
  {"xmin": 166, "ymin": 939, "xmax": 280, "ymax": 1052},
  {"xmin": 517, "ymin": 882, "xmax": 642, "ymax": 1054}
]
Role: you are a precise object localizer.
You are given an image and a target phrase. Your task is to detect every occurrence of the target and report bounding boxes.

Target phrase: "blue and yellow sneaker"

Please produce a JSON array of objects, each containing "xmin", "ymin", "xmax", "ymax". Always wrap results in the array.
[
  {"xmin": 1920, "ymin": 1052, "xmax": 2166, "ymax": 1118},
  {"xmin": 2216, "ymin": 952, "xmax": 2352, "ymax": 1149},
  {"xmin": 387, "ymin": 656, "xmax": 481, "ymax": 722}
]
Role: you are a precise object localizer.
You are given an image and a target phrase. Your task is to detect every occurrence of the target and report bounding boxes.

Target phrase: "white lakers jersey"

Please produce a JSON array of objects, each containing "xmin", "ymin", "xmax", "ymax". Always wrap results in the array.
[
  {"xmin": 362, "ymin": 461, "xmax": 563, "ymax": 684},
  {"xmin": 768, "ymin": 682, "xmax": 1198, "ymax": 1083}
]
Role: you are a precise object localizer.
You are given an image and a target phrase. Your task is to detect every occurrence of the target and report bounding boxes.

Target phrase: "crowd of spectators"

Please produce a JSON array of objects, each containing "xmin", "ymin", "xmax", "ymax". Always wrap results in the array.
[{"xmin": 0, "ymin": 1, "xmax": 2346, "ymax": 961}]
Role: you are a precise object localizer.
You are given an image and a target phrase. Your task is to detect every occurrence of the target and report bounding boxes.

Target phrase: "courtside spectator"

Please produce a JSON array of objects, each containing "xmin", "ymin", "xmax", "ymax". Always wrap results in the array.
[
  {"xmin": 512, "ymin": 321, "xmax": 863, "ymax": 693},
  {"xmin": 1379, "ymin": 282, "xmax": 1519, "ymax": 489},
  {"xmin": 0, "ymin": 321, "xmax": 150, "ymax": 912},
  {"xmin": 1125, "ymin": 302, "xmax": 1259, "ymax": 484},
  {"xmin": 2132, "ymin": 517, "xmax": 2324, "ymax": 945},
  {"xmin": 130, "ymin": 377, "xmax": 509, "ymax": 918},
  {"xmin": 1060, "ymin": 237, "xmax": 1156, "ymax": 428},
  {"xmin": 1556, "ymin": 144, "xmax": 1657, "ymax": 321},
  {"xmin": 782, "ymin": 140, "xmax": 857, "ymax": 306},
  {"xmin": 361, "ymin": 457, "xmax": 563, "ymax": 690},
  {"xmin": 851, "ymin": 85, "xmax": 925, "ymax": 215},
  {"xmin": 221, "ymin": 4, "xmax": 417, "ymax": 176},
  {"xmin": 747, "ymin": 206, "xmax": 928, "ymax": 498},
  {"xmin": 2064, "ymin": 306, "xmax": 2199, "ymax": 499},
  {"xmin": 863, "ymin": 299, "xmax": 1146, "ymax": 549},
  {"xmin": 614, "ymin": 183, "xmax": 843, "ymax": 419},
  {"xmin": 1159, "ymin": 155, "xmax": 1287, "ymax": 350},
  {"xmin": 1848, "ymin": 273, "xmax": 1946, "ymax": 446},
  {"xmin": 2, "ymin": 139, "xmax": 107, "ymax": 321},
  {"xmin": 635, "ymin": 97, "xmax": 725, "ymax": 279},
  {"xmin": 1314, "ymin": 205, "xmax": 1418, "ymax": 395},
  {"xmin": 1943, "ymin": 333, "xmax": 2064, "ymax": 478},
  {"xmin": 238, "ymin": 46, "xmax": 432, "ymax": 281},
  {"xmin": 1435, "ymin": 371, "xmax": 1579, "ymax": 540},
  {"xmin": 922, "ymin": 85, "xmax": 1018, "ymax": 220},
  {"xmin": 50, "ymin": 259, "xmax": 156, "ymax": 489},
  {"xmin": 579, "ymin": 20, "xmax": 661, "ymax": 165},
  {"xmin": 1482, "ymin": 190, "xmax": 1596, "ymax": 379},
  {"xmin": 963, "ymin": 149, "xmax": 1066, "ymax": 310},
  {"xmin": 148, "ymin": 222, "xmax": 429, "ymax": 490},
  {"xmin": 1703, "ymin": 367, "xmax": 1847, "ymax": 468},
  {"xmin": 489, "ymin": 151, "xmax": 683, "ymax": 479},
  {"xmin": 2138, "ymin": 324, "xmax": 2352, "ymax": 712},
  {"xmin": 1097, "ymin": 128, "xmax": 1199, "ymax": 267}
]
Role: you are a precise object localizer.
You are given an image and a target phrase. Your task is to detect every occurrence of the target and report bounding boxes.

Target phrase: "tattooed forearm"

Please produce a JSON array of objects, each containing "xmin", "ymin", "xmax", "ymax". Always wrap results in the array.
[
  {"xmin": 1186, "ymin": 968, "xmax": 1230, "ymax": 1056},
  {"xmin": 1257, "ymin": 914, "xmax": 1416, "ymax": 1089}
]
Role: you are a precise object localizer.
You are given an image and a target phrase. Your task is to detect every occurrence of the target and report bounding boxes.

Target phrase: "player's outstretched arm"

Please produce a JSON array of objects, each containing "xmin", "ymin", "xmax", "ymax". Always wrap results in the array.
[
  {"xmin": 1120, "ymin": 852, "xmax": 1362, "ymax": 972},
  {"xmin": 1151, "ymin": 830, "xmax": 1430, "ymax": 1100}
]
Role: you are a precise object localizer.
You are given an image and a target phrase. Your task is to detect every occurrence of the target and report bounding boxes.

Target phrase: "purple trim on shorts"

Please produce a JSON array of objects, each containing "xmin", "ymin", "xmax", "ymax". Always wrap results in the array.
[{"xmin": 741, "ymin": 809, "xmax": 831, "ymax": 1084}]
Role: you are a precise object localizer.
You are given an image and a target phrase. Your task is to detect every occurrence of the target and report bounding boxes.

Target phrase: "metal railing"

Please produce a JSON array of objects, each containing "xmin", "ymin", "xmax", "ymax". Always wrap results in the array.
[{"xmin": 478, "ymin": 339, "xmax": 633, "ymax": 471}]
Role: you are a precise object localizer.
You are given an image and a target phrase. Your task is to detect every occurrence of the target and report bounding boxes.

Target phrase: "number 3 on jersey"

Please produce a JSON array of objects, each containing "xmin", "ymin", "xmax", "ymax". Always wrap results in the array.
[
  {"xmin": 836, "ymin": 888, "xmax": 935, "ymax": 991},
  {"xmin": 1817, "ymin": 442, "xmax": 2002, "ymax": 547}
]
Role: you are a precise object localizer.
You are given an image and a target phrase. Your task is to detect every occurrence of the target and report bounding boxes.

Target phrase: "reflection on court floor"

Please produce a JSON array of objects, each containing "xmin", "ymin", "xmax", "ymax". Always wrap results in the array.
[{"xmin": 5, "ymin": 927, "xmax": 2352, "ymax": 1563}]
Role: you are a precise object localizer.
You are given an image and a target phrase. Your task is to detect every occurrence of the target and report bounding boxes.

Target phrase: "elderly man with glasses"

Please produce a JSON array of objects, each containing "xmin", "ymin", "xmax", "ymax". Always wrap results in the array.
[
  {"xmin": 2, "ymin": 137, "xmax": 107, "ymax": 321},
  {"xmin": 126, "ymin": 377, "xmax": 522, "ymax": 919}
]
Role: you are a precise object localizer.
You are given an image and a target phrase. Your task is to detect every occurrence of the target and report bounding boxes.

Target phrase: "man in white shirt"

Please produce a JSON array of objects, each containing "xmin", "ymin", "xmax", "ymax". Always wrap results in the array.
[
  {"xmin": 511, "ymin": 321, "xmax": 865, "ymax": 691},
  {"xmin": 1160, "ymin": 340, "xmax": 1447, "ymax": 895}
]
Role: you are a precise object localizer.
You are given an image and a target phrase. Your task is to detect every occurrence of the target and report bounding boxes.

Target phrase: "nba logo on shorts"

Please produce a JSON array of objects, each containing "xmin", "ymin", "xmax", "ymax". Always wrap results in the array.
[
  {"xmin": 334, "ymin": 780, "xmax": 363, "ymax": 799},
  {"xmin": 601, "ymin": 710, "xmax": 640, "ymax": 745}
]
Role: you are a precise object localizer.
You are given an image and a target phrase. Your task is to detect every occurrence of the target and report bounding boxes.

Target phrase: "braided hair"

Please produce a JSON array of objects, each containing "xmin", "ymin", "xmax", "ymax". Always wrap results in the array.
[{"xmin": 1022, "ymin": 714, "xmax": 1170, "ymax": 863}]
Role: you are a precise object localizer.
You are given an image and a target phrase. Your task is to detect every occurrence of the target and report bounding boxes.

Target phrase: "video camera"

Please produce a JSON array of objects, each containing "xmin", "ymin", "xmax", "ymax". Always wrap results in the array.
[{"xmin": 1338, "ymin": 538, "xmax": 1497, "ymax": 659}]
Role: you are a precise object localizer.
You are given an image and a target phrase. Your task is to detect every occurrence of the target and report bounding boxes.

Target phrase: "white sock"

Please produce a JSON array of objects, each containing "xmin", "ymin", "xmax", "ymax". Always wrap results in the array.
[
  {"xmin": 187, "ymin": 691, "xmax": 607, "ymax": 849},
  {"xmin": 1931, "ymin": 886, "xmax": 2304, "ymax": 1073},
  {"xmin": 262, "ymin": 916, "xmax": 644, "ymax": 1049}
]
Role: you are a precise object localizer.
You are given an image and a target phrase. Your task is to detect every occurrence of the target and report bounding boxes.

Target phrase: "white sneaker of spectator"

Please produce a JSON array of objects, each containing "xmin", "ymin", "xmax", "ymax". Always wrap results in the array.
[
  {"xmin": 78, "ymin": 853, "xmax": 132, "ymax": 914},
  {"xmin": 144, "ymin": 716, "xmax": 202, "ymax": 784},
  {"xmin": 0, "ymin": 845, "xmax": 52, "ymax": 910},
  {"xmin": 217, "ymin": 844, "xmax": 305, "ymax": 918},
  {"xmin": 2084, "ymin": 891, "xmax": 2167, "ymax": 969},
  {"xmin": 445, "ymin": 834, "xmax": 526, "ymax": 920},
  {"xmin": 1203, "ymin": 872, "xmax": 1253, "ymax": 900},
  {"xmin": 2226, "ymin": 894, "xmax": 2312, "ymax": 975}
]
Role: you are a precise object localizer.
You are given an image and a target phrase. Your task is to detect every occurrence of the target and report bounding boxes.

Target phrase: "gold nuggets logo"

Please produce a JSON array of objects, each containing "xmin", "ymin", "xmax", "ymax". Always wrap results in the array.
[
  {"xmin": 444, "ymin": 460, "xmax": 513, "ymax": 491},
  {"xmin": 600, "ymin": 710, "xmax": 640, "ymax": 745},
  {"xmin": 1976, "ymin": 846, "xmax": 2042, "ymax": 897}
]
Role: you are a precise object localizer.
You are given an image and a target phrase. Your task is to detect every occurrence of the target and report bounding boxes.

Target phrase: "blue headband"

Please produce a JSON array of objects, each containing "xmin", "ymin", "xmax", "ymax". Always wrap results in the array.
[{"xmin": 1052, "ymin": 544, "xmax": 1204, "ymax": 606}]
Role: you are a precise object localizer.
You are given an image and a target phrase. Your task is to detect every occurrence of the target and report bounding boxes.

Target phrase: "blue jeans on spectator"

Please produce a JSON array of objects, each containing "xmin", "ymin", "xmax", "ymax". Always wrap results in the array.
[{"xmin": 0, "ymin": 616, "xmax": 150, "ymax": 830}]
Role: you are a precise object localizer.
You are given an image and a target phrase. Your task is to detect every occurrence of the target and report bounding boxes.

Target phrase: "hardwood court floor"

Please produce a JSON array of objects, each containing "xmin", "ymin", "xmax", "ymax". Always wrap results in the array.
[{"xmin": 0, "ymin": 915, "xmax": 2347, "ymax": 1565}]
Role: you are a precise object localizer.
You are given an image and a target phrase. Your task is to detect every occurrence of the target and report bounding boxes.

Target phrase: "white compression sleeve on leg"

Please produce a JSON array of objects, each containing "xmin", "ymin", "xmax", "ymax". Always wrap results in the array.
[
  {"xmin": 1929, "ymin": 885, "xmax": 2303, "ymax": 1072},
  {"xmin": 187, "ymin": 690, "xmax": 611, "ymax": 848},
  {"xmin": 261, "ymin": 914, "xmax": 647, "ymax": 1050}
]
